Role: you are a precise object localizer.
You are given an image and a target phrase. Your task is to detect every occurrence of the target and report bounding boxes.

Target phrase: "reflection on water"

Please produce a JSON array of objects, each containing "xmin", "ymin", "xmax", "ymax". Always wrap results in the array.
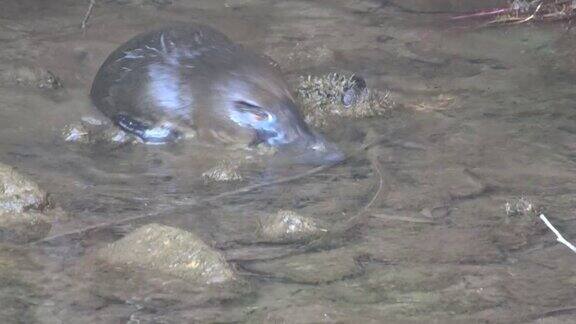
[{"xmin": 2, "ymin": 0, "xmax": 576, "ymax": 322}]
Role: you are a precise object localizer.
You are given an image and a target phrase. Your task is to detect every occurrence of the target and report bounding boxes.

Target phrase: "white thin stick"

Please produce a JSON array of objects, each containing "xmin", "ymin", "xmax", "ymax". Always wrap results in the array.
[
  {"xmin": 539, "ymin": 213, "xmax": 576, "ymax": 254},
  {"xmin": 513, "ymin": 2, "xmax": 543, "ymax": 24},
  {"xmin": 81, "ymin": 0, "xmax": 96, "ymax": 31}
]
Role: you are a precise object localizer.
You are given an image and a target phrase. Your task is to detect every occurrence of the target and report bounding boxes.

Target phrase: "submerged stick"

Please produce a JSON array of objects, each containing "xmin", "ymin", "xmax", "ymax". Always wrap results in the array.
[
  {"xmin": 539, "ymin": 213, "xmax": 576, "ymax": 254},
  {"xmin": 513, "ymin": 2, "xmax": 544, "ymax": 24},
  {"xmin": 301, "ymin": 148, "xmax": 385, "ymax": 251},
  {"xmin": 475, "ymin": 0, "xmax": 576, "ymax": 26},
  {"xmin": 451, "ymin": 8, "xmax": 512, "ymax": 20},
  {"xmin": 371, "ymin": 213, "xmax": 437, "ymax": 224},
  {"xmin": 81, "ymin": 0, "xmax": 96, "ymax": 32},
  {"xmin": 31, "ymin": 135, "xmax": 391, "ymax": 245}
]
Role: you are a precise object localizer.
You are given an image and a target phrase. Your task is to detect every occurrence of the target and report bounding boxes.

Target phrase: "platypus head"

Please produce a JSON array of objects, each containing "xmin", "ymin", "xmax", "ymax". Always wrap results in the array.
[
  {"xmin": 215, "ymin": 62, "xmax": 344, "ymax": 165},
  {"xmin": 230, "ymin": 97, "xmax": 344, "ymax": 165}
]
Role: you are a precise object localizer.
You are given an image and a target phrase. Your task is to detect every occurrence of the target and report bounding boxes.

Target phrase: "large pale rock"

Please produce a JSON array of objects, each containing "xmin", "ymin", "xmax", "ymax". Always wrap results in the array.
[
  {"xmin": 0, "ymin": 163, "xmax": 53, "ymax": 244},
  {"xmin": 97, "ymin": 224, "xmax": 236, "ymax": 284}
]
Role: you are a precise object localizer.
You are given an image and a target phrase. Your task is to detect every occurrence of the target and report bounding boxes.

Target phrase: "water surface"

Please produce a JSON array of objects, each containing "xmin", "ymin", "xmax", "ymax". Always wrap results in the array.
[{"xmin": 1, "ymin": 0, "xmax": 576, "ymax": 323}]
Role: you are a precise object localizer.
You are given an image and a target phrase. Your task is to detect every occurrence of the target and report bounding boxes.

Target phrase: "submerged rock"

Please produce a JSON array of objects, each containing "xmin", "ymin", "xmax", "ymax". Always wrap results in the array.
[
  {"xmin": 0, "ymin": 212, "xmax": 51, "ymax": 244},
  {"xmin": 62, "ymin": 123, "xmax": 90, "ymax": 144},
  {"xmin": 258, "ymin": 210, "xmax": 325, "ymax": 243},
  {"xmin": 495, "ymin": 197, "xmax": 541, "ymax": 251},
  {"xmin": 0, "ymin": 163, "xmax": 56, "ymax": 243},
  {"xmin": 245, "ymin": 248, "xmax": 360, "ymax": 284},
  {"xmin": 97, "ymin": 224, "xmax": 236, "ymax": 284},
  {"xmin": 62, "ymin": 117, "xmax": 136, "ymax": 145},
  {"xmin": 0, "ymin": 163, "xmax": 47, "ymax": 214},
  {"xmin": 504, "ymin": 197, "xmax": 536, "ymax": 217},
  {"xmin": 2, "ymin": 65, "xmax": 62, "ymax": 90},
  {"xmin": 296, "ymin": 73, "xmax": 394, "ymax": 128},
  {"xmin": 202, "ymin": 161, "xmax": 243, "ymax": 183}
]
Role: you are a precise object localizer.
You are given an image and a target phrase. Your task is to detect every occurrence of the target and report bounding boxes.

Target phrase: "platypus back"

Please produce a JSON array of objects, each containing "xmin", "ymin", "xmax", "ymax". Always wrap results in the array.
[{"xmin": 90, "ymin": 23, "xmax": 343, "ymax": 164}]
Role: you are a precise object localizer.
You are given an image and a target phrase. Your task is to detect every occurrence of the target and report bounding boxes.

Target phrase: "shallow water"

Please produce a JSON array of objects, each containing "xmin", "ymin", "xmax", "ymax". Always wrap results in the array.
[{"xmin": 2, "ymin": 0, "xmax": 576, "ymax": 323}]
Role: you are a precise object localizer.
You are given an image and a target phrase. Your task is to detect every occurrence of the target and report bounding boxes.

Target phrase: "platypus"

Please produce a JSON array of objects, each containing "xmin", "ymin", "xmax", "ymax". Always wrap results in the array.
[{"xmin": 90, "ymin": 23, "xmax": 343, "ymax": 164}]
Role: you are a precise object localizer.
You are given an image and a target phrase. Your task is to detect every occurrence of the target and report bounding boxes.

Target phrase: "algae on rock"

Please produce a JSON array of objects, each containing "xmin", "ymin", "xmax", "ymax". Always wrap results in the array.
[
  {"xmin": 0, "ymin": 163, "xmax": 47, "ymax": 214},
  {"xmin": 258, "ymin": 210, "xmax": 325, "ymax": 243},
  {"xmin": 202, "ymin": 160, "xmax": 243, "ymax": 183},
  {"xmin": 296, "ymin": 73, "xmax": 395, "ymax": 129},
  {"xmin": 0, "ymin": 163, "xmax": 53, "ymax": 244},
  {"xmin": 2, "ymin": 65, "xmax": 62, "ymax": 90}
]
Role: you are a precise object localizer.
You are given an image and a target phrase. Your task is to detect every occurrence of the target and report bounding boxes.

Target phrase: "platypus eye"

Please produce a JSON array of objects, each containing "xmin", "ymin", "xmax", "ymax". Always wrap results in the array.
[{"xmin": 233, "ymin": 100, "xmax": 270, "ymax": 121}]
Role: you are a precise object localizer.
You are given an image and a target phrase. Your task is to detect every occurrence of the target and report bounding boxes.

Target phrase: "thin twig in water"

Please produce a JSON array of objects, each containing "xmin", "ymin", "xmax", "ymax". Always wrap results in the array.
[
  {"xmin": 514, "ymin": 2, "xmax": 544, "ymax": 23},
  {"xmin": 536, "ymin": 306, "xmax": 576, "ymax": 319},
  {"xmin": 31, "ymin": 135, "xmax": 392, "ymax": 245},
  {"xmin": 539, "ymin": 213, "xmax": 576, "ymax": 254},
  {"xmin": 303, "ymin": 149, "xmax": 385, "ymax": 249},
  {"xmin": 371, "ymin": 213, "xmax": 437, "ymax": 224},
  {"xmin": 451, "ymin": 7, "xmax": 512, "ymax": 20},
  {"xmin": 81, "ymin": 0, "xmax": 96, "ymax": 32},
  {"xmin": 475, "ymin": 0, "xmax": 576, "ymax": 26}
]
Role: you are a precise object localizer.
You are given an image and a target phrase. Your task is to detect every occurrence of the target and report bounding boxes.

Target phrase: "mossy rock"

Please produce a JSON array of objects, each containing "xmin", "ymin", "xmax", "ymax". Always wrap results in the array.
[
  {"xmin": 296, "ymin": 73, "xmax": 394, "ymax": 129},
  {"xmin": 258, "ymin": 210, "xmax": 325, "ymax": 243}
]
